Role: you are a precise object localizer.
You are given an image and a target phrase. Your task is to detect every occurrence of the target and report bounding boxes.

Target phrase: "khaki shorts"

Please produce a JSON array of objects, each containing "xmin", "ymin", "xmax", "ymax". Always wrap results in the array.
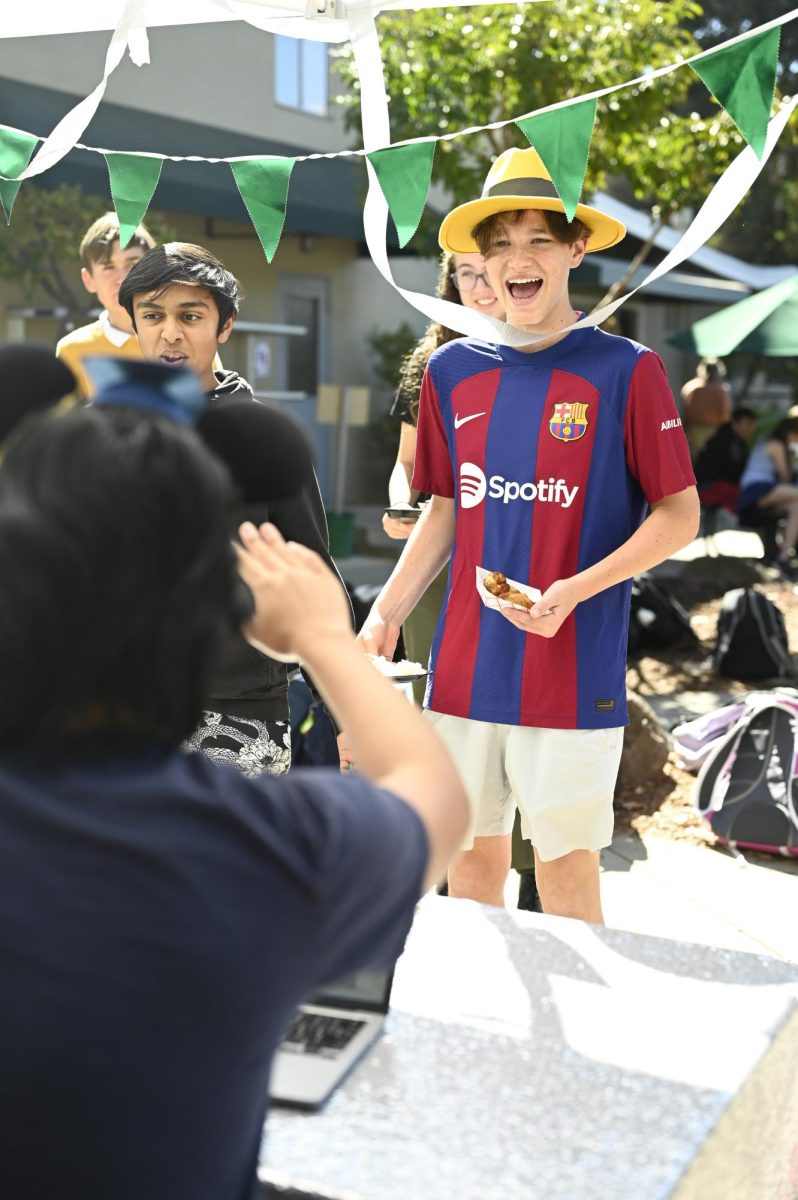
[{"xmin": 425, "ymin": 712, "xmax": 624, "ymax": 863}]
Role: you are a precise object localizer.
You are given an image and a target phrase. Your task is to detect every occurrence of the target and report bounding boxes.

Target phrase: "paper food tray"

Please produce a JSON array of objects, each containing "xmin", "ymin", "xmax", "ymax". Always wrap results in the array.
[{"xmin": 475, "ymin": 566, "xmax": 541, "ymax": 612}]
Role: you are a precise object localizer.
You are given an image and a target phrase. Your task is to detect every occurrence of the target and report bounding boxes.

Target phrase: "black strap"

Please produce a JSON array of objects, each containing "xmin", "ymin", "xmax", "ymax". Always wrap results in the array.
[{"xmin": 486, "ymin": 177, "xmax": 560, "ymax": 200}]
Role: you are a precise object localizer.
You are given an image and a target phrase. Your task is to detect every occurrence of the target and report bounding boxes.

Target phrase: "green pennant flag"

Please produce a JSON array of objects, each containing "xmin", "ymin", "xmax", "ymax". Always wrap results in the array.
[
  {"xmin": 105, "ymin": 152, "xmax": 163, "ymax": 247},
  {"xmin": 367, "ymin": 140, "xmax": 436, "ymax": 248},
  {"xmin": 0, "ymin": 127, "xmax": 39, "ymax": 223},
  {"xmin": 691, "ymin": 26, "xmax": 780, "ymax": 159},
  {"xmin": 230, "ymin": 157, "xmax": 296, "ymax": 263},
  {"xmin": 515, "ymin": 98, "xmax": 597, "ymax": 222}
]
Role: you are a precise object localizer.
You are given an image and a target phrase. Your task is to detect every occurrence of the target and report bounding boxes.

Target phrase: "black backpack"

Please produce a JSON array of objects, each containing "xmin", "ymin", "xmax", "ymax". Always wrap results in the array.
[
  {"xmin": 712, "ymin": 587, "xmax": 793, "ymax": 681},
  {"xmin": 695, "ymin": 692, "xmax": 798, "ymax": 855},
  {"xmin": 628, "ymin": 573, "xmax": 695, "ymax": 653}
]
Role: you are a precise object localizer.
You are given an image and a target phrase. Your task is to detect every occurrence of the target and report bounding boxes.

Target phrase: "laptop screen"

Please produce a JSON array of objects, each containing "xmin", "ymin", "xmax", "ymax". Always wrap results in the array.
[{"xmin": 310, "ymin": 967, "xmax": 393, "ymax": 1013}]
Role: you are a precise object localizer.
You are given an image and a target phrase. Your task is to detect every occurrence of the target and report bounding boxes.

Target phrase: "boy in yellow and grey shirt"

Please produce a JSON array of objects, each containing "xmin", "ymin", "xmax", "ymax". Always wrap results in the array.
[{"xmin": 56, "ymin": 212, "xmax": 156, "ymax": 399}]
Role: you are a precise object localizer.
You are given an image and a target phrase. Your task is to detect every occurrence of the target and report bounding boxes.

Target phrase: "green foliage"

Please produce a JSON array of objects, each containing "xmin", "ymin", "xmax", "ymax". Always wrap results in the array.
[
  {"xmin": 334, "ymin": 0, "xmax": 744, "ymax": 224},
  {"xmin": 365, "ymin": 321, "xmax": 418, "ymax": 457},
  {"xmin": 366, "ymin": 321, "xmax": 418, "ymax": 391},
  {"xmin": 0, "ymin": 182, "xmax": 174, "ymax": 322}
]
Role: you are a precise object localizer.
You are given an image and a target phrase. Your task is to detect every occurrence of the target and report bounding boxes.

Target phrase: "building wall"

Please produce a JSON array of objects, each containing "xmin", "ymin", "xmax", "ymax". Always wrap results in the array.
[{"xmin": 0, "ymin": 22, "xmax": 350, "ymax": 151}]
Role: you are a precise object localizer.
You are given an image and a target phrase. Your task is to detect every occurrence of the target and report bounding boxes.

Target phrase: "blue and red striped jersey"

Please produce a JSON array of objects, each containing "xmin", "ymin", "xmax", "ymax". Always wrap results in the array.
[{"xmin": 413, "ymin": 325, "xmax": 695, "ymax": 729}]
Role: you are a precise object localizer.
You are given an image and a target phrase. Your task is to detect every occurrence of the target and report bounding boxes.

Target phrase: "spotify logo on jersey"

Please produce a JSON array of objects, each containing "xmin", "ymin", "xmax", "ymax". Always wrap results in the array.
[
  {"xmin": 458, "ymin": 461, "xmax": 579, "ymax": 510},
  {"xmin": 459, "ymin": 462, "xmax": 487, "ymax": 509}
]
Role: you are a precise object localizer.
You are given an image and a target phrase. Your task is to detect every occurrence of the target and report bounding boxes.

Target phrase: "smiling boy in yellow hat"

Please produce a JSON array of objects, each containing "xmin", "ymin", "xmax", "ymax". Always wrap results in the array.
[{"xmin": 356, "ymin": 147, "xmax": 699, "ymax": 921}]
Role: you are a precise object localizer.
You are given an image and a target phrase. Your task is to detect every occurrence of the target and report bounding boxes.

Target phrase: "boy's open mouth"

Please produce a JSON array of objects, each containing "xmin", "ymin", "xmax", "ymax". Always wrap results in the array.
[
  {"xmin": 160, "ymin": 352, "xmax": 187, "ymax": 366},
  {"xmin": 506, "ymin": 278, "xmax": 542, "ymax": 303}
]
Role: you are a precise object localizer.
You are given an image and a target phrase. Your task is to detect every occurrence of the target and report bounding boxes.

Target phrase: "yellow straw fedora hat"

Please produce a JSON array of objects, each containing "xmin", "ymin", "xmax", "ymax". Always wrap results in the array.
[{"xmin": 439, "ymin": 146, "xmax": 626, "ymax": 255}]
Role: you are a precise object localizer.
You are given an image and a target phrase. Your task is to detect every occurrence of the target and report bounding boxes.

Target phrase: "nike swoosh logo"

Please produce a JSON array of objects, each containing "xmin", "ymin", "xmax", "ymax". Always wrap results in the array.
[{"xmin": 454, "ymin": 411, "xmax": 486, "ymax": 429}]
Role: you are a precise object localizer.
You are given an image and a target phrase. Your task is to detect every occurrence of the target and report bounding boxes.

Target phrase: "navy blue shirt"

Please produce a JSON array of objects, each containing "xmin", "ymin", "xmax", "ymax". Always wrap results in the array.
[{"xmin": 0, "ymin": 745, "xmax": 427, "ymax": 1199}]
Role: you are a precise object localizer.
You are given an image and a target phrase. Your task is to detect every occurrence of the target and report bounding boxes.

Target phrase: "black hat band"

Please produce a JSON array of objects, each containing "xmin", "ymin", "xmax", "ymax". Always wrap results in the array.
[{"xmin": 485, "ymin": 177, "xmax": 560, "ymax": 200}]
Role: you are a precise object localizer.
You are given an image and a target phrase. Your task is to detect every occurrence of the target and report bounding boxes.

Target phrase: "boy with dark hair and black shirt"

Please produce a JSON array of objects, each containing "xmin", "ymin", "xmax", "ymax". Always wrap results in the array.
[{"xmin": 119, "ymin": 242, "xmax": 343, "ymax": 775}]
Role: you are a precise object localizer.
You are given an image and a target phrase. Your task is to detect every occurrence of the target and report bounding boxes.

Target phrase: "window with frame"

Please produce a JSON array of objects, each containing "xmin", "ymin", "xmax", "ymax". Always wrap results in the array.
[{"xmin": 274, "ymin": 35, "xmax": 328, "ymax": 115}]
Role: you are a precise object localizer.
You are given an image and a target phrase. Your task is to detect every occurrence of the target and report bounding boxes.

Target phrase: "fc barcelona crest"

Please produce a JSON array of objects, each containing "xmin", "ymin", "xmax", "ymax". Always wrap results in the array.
[{"xmin": 549, "ymin": 401, "xmax": 588, "ymax": 442}]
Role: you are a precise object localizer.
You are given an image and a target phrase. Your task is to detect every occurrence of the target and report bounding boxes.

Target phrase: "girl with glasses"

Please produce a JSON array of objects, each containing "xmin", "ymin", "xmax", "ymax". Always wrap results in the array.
[{"xmin": 383, "ymin": 252, "xmax": 503, "ymax": 697}]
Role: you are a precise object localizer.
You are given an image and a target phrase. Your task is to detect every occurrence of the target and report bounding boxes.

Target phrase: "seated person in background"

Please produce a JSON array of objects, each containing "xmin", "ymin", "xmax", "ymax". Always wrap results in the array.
[
  {"xmin": 0, "ymin": 398, "xmax": 468, "ymax": 1200},
  {"xmin": 55, "ymin": 211, "xmax": 157, "ymax": 399},
  {"xmin": 694, "ymin": 405, "xmax": 757, "ymax": 511},
  {"xmin": 736, "ymin": 414, "xmax": 798, "ymax": 579},
  {"xmin": 680, "ymin": 357, "xmax": 733, "ymax": 457},
  {"xmin": 119, "ymin": 242, "xmax": 347, "ymax": 777}
]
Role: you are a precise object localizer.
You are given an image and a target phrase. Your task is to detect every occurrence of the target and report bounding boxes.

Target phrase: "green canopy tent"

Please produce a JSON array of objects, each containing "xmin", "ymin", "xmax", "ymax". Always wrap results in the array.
[{"xmin": 668, "ymin": 274, "xmax": 798, "ymax": 356}]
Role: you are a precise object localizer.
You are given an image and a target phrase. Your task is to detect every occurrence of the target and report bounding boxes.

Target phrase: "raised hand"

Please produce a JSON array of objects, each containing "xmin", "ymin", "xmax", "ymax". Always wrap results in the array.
[{"xmin": 236, "ymin": 521, "xmax": 352, "ymax": 662}]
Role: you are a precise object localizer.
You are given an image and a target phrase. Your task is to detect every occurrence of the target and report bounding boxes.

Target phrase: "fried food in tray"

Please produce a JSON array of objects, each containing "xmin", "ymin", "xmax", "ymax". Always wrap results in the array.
[{"xmin": 482, "ymin": 571, "xmax": 535, "ymax": 610}]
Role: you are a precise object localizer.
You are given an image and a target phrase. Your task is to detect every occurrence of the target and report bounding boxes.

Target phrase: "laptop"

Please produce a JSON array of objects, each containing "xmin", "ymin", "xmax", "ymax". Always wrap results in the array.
[{"xmin": 269, "ymin": 966, "xmax": 394, "ymax": 1109}]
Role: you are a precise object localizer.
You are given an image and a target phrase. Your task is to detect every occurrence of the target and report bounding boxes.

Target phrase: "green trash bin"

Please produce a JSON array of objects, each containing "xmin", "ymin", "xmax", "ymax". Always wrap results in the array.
[{"xmin": 326, "ymin": 510, "xmax": 355, "ymax": 559}]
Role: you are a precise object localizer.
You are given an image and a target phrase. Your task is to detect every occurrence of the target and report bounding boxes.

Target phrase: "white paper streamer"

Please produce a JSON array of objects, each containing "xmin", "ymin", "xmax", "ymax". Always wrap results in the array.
[
  {"xmin": 20, "ymin": 0, "xmax": 150, "ymax": 180},
  {"xmin": 352, "ymin": 9, "xmax": 512, "ymax": 342}
]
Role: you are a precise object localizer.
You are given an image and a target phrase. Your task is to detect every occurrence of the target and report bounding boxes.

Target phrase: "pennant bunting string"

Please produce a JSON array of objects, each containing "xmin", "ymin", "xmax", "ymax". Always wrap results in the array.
[
  {"xmin": 0, "ymin": 8, "xmax": 794, "ymax": 265},
  {"xmin": 0, "ymin": 9, "xmax": 794, "ymax": 176}
]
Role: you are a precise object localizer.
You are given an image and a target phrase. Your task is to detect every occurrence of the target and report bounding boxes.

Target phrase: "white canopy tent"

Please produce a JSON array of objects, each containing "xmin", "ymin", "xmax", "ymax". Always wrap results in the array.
[{"xmin": 0, "ymin": 0, "xmax": 537, "ymax": 43}]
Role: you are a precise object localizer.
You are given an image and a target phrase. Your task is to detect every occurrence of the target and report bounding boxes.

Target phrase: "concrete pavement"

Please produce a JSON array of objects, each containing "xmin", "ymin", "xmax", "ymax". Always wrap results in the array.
[
  {"xmin": 600, "ymin": 833, "xmax": 798, "ymax": 963},
  {"xmin": 501, "ymin": 832, "xmax": 798, "ymax": 964}
]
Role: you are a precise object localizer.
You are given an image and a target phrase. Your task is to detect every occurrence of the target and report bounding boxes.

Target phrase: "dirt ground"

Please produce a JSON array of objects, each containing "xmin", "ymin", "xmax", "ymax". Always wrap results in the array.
[{"xmin": 616, "ymin": 559, "xmax": 798, "ymax": 847}]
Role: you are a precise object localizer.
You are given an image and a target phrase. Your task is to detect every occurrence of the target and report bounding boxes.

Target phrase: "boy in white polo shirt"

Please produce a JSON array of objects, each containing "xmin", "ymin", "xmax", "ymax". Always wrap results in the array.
[{"xmin": 56, "ymin": 212, "xmax": 156, "ymax": 399}]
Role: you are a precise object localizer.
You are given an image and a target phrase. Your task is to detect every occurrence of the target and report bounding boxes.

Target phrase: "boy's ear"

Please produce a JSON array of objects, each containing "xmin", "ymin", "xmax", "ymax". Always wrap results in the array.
[
  {"xmin": 569, "ymin": 238, "xmax": 588, "ymax": 271},
  {"xmin": 80, "ymin": 266, "xmax": 99, "ymax": 296},
  {"xmin": 217, "ymin": 315, "xmax": 235, "ymax": 346}
]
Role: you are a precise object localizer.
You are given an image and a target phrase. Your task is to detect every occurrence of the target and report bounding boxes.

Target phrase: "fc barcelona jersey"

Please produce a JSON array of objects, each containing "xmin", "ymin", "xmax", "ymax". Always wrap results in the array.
[{"xmin": 413, "ymin": 325, "xmax": 695, "ymax": 729}]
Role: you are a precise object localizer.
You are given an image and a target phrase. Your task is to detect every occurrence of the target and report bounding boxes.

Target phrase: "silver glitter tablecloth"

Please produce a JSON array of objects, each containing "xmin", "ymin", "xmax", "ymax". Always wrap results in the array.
[{"xmin": 259, "ymin": 897, "xmax": 798, "ymax": 1200}]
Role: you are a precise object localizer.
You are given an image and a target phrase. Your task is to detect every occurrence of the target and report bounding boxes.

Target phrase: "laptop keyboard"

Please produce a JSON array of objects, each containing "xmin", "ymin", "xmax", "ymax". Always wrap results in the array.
[{"xmin": 281, "ymin": 1012, "xmax": 366, "ymax": 1059}]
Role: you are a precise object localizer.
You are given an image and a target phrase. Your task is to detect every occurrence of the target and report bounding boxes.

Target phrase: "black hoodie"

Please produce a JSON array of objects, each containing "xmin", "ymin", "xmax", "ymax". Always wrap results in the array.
[{"xmin": 206, "ymin": 370, "xmax": 347, "ymax": 721}]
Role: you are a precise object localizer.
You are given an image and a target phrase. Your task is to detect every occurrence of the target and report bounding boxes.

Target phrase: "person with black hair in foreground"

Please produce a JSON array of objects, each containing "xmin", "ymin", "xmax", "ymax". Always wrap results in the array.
[
  {"xmin": 0, "ymin": 342, "xmax": 77, "ymax": 441},
  {"xmin": 118, "ymin": 243, "xmax": 346, "ymax": 776},
  {"xmin": 0, "ymin": 402, "xmax": 467, "ymax": 1200}
]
